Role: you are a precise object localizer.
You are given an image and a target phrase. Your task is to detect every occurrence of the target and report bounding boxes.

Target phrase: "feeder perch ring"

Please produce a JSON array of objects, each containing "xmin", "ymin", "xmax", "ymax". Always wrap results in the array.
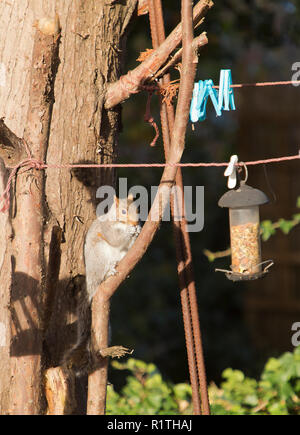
[{"xmin": 215, "ymin": 260, "xmax": 274, "ymax": 282}]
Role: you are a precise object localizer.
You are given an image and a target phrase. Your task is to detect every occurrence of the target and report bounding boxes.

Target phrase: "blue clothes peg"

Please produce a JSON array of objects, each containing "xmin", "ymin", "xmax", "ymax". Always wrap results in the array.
[
  {"xmin": 206, "ymin": 79, "xmax": 222, "ymax": 117},
  {"xmin": 190, "ymin": 80, "xmax": 206, "ymax": 121},
  {"xmin": 197, "ymin": 80, "xmax": 209, "ymax": 121},
  {"xmin": 218, "ymin": 69, "xmax": 236, "ymax": 112},
  {"xmin": 190, "ymin": 80, "xmax": 221, "ymax": 122},
  {"xmin": 190, "ymin": 81, "xmax": 207, "ymax": 121},
  {"xmin": 190, "ymin": 82, "xmax": 201, "ymax": 123},
  {"xmin": 190, "ymin": 70, "xmax": 235, "ymax": 122}
]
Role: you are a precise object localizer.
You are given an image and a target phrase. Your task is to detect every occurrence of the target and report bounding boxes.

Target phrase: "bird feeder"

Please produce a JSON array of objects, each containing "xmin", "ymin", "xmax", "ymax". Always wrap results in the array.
[{"xmin": 216, "ymin": 181, "xmax": 273, "ymax": 281}]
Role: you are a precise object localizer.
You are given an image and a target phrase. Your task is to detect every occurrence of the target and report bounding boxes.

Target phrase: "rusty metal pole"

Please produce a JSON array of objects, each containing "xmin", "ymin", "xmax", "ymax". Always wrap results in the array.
[
  {"xmin": 148, "ymin": 0, "xmax": 210, "ymax": 415},
  {"xmin": 164, "ymin": 104, "xmax": 211, "ymax": 416},
  {"xmin": 148, "ymin": 1, "xmax": 201, "ymax": 415}
]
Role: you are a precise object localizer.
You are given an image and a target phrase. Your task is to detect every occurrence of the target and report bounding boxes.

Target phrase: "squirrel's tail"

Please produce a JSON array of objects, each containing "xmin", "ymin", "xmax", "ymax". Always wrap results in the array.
[{"xmin": 61, "ymin": 283, "xmax": 91, "ymax": 373}]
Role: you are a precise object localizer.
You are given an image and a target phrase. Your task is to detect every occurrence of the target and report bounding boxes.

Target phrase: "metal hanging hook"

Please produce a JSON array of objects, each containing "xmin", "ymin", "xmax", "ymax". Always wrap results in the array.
[{"xmin": 238, "ymin": 161, "xmax": 248, "ymax": 184}]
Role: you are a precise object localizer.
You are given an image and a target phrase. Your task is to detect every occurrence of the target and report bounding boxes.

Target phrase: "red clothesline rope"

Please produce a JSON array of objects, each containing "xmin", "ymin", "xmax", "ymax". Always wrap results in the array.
[
  {"xmin": 146, "ymin": 79, "xmax": 300, "ymax": 92},
  {"xmin": 1, "ymin": 82, "xmax": 299, "ymax": 212},
  {"xmin": 1, "ymin": 149, "xmax": 299, "ymax": 212},
  {"xmin": 143, "ymin": 80, "xmax": 300, "ymax": 94},
  {"xmin": 44, "ymin": 153, "xmax": 298, "ymax": 168},
  {"xmin": 213, "ymin": 80, "xmax": 300, "ymax": 89}
]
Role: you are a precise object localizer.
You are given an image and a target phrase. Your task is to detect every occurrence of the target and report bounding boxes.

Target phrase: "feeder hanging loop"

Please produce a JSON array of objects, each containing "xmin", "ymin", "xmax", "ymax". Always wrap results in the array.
[{"xmin": 217, "ymin": 159, "xmax": 274, "ymax": 281}]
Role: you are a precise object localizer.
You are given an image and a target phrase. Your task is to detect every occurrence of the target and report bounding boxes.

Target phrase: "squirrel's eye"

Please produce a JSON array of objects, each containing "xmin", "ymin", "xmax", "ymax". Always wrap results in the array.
[{"xmin": 121, "ymin": 209, "xmax": 126, "ymax": 214}]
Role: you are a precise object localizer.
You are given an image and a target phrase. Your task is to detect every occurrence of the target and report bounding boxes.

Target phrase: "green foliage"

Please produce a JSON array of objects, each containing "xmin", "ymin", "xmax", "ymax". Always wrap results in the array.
[
  {"xmin": 107, "ymin": 348, "xmax": 300, "ymax": 415},
  {"xmin": 106, "ymin": 358, "xmax": 192, "ymax": 415},
  {"xmin": 210, "ymin": 346, "xmax": 300, "ymax": 415},
  {"xmin": 261, "ymin": 196, "xmax": 300, "ymax": 241},
  {"xmin": 260, "ymin": 220, "xmax": 277, "ymax": 242}
]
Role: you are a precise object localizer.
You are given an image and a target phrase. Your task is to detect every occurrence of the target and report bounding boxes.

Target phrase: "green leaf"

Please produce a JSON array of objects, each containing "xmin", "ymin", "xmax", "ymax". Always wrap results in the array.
[
  {"xmin": 145, "ymin": 393, "xmax": 163, "ymax": 409},
  {"xmin": 292, "ymin": 213, "xmax": 300, "ymax": 223},
  {"xmin": 264, "ymin": 357, "xmax": 281, "ymax": 373},
  {"xmin": 267, "ymin": 401, "xmax": 289, "ymax": 415},
  {"xmin": 244, "ymin": 394, "xmax": 259, "ymax": 407},
  {"xmin": 173, "ymin": 383, "xmax": 192, "ymax": 400},
  {"xmin": 127, "ymin": 358, "xmax": 147, "ymax": 372},
  {"xmin": 278, "ymin": 219, "xmax": 296, "ymax": 235},
  {"xmin": 145, "ymin": 373, "xmax": 163, "ymax": 389},
  {"xmin": 280, "ymin": 382, "xmax": 294, "ymax": 400},
  {"xmin": 261, "ymin": 220, "xmax": 276, "ymax": 241}
]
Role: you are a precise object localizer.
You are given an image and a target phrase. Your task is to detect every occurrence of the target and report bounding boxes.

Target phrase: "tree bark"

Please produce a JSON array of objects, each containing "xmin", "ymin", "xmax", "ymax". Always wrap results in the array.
[
  {"xmin": 45, "ymin": 1, "xmax": 138, "ymax": 369},
  {"xmin": 9, "ymin": 29, "xmax": 59, "ymax": 415},
  {"xmin": 0, "ymin": 0, "xmax": 137, "ymax": 414},
  {"xmin": 0, "ymin": 159, "xmax": 11, "ymax": 413}
]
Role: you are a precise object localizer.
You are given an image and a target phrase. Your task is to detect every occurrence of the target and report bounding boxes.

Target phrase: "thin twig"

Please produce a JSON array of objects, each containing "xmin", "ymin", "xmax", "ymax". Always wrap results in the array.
[{"xmin": 203, "ymin": 248, "xmax": 232, "ymax": 262}]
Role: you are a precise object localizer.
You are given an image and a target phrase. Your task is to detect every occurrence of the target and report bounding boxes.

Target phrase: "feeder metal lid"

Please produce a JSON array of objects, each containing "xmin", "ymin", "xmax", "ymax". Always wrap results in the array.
[{"xmin": 218, "ymin": 183, "xmax": 269, "ymax": 208}]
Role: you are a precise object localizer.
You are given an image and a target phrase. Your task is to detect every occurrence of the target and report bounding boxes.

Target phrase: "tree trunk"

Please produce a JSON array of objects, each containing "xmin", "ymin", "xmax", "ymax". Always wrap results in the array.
[
  {"xmin": 0, "ymin": 0, "xmax": 137, "ymax": 414},
  {"xmin": 0, "ymin": 160, "xmax": 11, "ymax": 412}
]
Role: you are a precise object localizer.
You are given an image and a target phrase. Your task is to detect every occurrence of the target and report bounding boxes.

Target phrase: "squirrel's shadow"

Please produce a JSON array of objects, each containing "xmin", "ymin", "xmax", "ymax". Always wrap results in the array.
[{"xmin": 10, "ymin": 258, "xmax": 88, "ymax": 414}]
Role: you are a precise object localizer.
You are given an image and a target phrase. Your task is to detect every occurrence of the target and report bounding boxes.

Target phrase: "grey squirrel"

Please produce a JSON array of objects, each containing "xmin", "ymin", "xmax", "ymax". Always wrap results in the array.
[
  {"xmin": 64, "ymin": 193, "xmax": 141, "ymax": 372},
  {"xmin": 84, "ymin": 193, "xmax": 141, "ymax": 301}
]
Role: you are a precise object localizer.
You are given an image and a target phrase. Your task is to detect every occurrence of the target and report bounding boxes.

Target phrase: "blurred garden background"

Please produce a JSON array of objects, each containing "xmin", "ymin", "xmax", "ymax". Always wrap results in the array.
[{"xmin": 108, "ymin": 0, "xmax": 300, "ymax": 408}]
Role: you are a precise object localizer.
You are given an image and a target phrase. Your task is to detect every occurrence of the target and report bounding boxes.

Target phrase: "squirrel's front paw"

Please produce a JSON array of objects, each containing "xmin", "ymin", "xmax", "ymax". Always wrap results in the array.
[
  {"xmin": 128, "ymin": 226, "xmax": 137, "ymax": 235},
  {"xmin": 129, "ymin": 225, "xmax": 141, "ymax": 236},
  {"xmin": 106, "ymin": 262, "xmax": 118, "ymax": 278}
]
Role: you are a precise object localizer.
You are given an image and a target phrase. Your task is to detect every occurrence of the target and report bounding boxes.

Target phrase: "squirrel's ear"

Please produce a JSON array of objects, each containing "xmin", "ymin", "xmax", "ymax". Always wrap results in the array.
[{"xmin": 128, "ymin": 193, "xmax": 134, "ymax": 203}]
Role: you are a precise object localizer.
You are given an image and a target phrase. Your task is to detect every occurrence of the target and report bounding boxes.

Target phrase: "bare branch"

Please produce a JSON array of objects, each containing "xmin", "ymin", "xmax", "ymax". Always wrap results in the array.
[
  {"xmin": 87, "ymin": 293, "xmax": 110, "ymax": 414},
  {"xmin": 0, "ymin": 118, "xmax": 26, "ymax": 167},
  {"xmin": 87, "ymin": 0, "xmax": 198, "ymax": 415},
  {"xmin": 105, "ymin": 0, "xmax": 213, "ymax": 109},
  {"xmin": 152, "ymin": 32, "xmax": 208, "ymax": 81},
  {"xmin": 203, "ymin": 248, "xmax": 232, "ymax": 262}
]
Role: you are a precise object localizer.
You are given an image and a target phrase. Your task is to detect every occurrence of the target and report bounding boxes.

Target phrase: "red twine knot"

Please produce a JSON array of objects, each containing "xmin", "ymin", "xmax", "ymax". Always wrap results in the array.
[
  {"xmin": 29, "ymin": 159, "xmax": 45, "ymax": 170},
  {"xmin": 0, "ymin": 156, "xmax": 45, "ymax": 213}
]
